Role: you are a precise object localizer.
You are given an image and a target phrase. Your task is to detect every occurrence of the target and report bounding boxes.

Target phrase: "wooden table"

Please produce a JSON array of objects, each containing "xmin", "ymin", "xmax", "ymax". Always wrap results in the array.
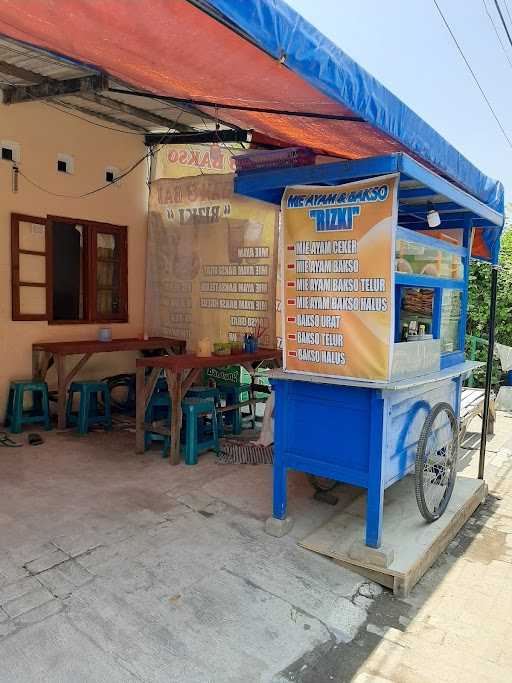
[
  {"xmin": 32, "ymin": 337, "xmax": 186, "ymax": 429},
  {"xmin": 135, "ymin": 348, "xmax": 282, "ymax": 464}
]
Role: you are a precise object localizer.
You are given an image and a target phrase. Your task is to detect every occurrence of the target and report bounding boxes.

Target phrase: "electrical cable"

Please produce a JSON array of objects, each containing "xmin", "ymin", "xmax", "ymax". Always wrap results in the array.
[
  {"xmin": 107, "ymin": 87, "xmax": 365, "ymax": 122},
  {"xmin": 18, "ymin": 153, "xmax": 150, "ymax": 198},
  {"xmin": 505, "ymin": 0, "xmax": 512, "ymax": 28},
  {"xmin": 482, "ymin": 0, "xmax": 512, "ymax": 71},
  {"xmin": 433, "ymin": 0, "xmax": 512, "ymax": 149},
  {"xmin": 0, "ymin": 73, "xmax": 149, "ymax": 135},
  {"xmin": 47, "ymin": 100, "xmax": 149, "ymax": 135},
  {"xmin": 195, "ymin": 108, "xmax": 245, "ymax": 164},
  {"xmin": 17, "ymin": 112, "xmax": 186, "ymax": 198},
  {"xmin": 2, "ymin": 65, "xmax": 239, "ymax": 192},
  {"xmin": 493, "ymin": 0, "xmax": 512, "ymax": 49},
  {"xmin": 1, "ymin": 73, "xmax": 214, "ymax": 137}
]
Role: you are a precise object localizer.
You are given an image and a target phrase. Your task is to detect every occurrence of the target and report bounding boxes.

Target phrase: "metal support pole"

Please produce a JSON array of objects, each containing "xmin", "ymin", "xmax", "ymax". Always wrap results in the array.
[{"xmin": 478, "ymin": 264, "xmax": 499, "ymax": 479}]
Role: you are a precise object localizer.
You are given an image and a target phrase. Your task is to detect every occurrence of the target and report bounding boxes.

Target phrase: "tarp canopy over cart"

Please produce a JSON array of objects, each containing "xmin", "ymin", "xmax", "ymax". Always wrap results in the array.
[{"xmin": 0, "ymin": 0, "xmax": 504, "ymax": 259}]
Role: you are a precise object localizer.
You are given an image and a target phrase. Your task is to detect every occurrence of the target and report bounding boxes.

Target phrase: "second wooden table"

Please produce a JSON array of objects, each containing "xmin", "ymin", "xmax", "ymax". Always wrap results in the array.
[{"xmin": 135, "ymin": 348, "xmax": 282, "ymax": 464}]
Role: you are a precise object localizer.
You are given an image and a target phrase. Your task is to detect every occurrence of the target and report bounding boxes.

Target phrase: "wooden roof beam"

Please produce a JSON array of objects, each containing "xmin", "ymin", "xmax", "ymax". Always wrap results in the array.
[
  {"xmin": 0, "ymin": 60, "xmax": 46, "ymax": 84},
  {"xmin": 78, "ymin": 91, "xmax": 193, "ymax": 132},
  {"xmin": 2, "ymin": 74, "xmax": 108, "ymax": 104},
  {"xmin": 52, "ymin": 100, "xmax": 149, "ymax": 132}
]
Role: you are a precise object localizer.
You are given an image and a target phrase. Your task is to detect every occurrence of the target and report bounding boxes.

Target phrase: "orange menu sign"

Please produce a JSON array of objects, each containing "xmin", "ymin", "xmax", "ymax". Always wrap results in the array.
[{"xmin": 282, "ymin": 174, "xmax": 398, "ymax": 381}]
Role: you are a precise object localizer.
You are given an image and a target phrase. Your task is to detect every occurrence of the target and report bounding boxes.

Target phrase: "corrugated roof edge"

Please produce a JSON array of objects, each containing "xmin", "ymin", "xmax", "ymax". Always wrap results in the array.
[{"xmin": 203, "ymin": 0, "xmax": 504, "ymax": 216}]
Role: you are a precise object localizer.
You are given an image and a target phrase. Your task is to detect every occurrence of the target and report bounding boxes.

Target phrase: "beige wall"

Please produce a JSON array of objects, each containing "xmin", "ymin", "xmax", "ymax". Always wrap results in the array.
[{"xmin": 0, "ymin": 101, "xmax": 149, "ymax": 416}]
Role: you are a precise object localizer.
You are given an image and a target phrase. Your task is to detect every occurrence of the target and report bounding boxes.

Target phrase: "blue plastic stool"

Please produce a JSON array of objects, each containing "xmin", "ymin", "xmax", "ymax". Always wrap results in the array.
[
  {"xmin": 143, "ymin": 392, "xmax": 219, "ymax": 462},
  {"xmin": 144, "ymin": 392, "xmax": 171, "ymax": 457},
  {"xmin": 66, "ymin": 381, "xmax": 112, "ymax": 435},
  {"xmin": 216, "ymin": 383, "xmax": 253, "ymax": 435},
  {"xmin": 185, "ymin": 386, "xmax": 223, "ymax": 436},
  {"xmin": 182, "ymin": 397, "xmax": 219, "ymax": 465},
  {"xmin": 145, "ymin": 368, "xmax": 168, "ymax": 394},
  {"xmin": 5, "ymin": 380, "xmax": 52, "ymax": 433}
]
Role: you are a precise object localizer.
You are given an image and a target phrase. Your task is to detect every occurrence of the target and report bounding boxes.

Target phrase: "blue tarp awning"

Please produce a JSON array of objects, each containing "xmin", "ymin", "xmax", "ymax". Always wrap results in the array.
[{"xmin": 205, "ymin": 0, "xmax": 504, "ymax": 260}]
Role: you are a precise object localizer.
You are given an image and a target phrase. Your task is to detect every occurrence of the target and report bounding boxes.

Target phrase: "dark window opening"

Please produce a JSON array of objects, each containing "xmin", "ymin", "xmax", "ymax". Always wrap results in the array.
[
  {"xmin": 2, "ymin": 147, "xmax": 13, "ymax": 161},
  {"xmin": 57, "ymin": 159, "xmax": 68, "ymax": 173},
  {"xmin": 52, "ymin": 222, "xmax": 84, "ymax": 321},
  {"xmin": 105, "ymin": 170, "xmax": 115, "ymax": 182}
]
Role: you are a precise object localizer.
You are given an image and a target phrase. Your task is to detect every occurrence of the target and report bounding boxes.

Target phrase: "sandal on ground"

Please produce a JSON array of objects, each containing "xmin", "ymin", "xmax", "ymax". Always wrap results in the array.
[{"xmin": 0, "ymin": 432, "xmax": 22, "ymax": 448}]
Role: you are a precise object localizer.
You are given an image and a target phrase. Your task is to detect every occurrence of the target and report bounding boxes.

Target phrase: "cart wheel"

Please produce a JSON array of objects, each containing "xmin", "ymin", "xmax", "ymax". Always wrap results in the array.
[
  {"xmin": 415, "ymin": 402, "xmax": 458, "ymax": 522},
  {"xmin": 307, "ymin": 474, "xmax": 338, "ymax": 493}
]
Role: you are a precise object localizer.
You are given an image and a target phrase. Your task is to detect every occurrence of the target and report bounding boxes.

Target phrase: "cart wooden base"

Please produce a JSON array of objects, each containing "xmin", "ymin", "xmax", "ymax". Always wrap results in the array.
[{"xmin": 299, "ymin": 475, "xmax": 486, "ymax": 596}]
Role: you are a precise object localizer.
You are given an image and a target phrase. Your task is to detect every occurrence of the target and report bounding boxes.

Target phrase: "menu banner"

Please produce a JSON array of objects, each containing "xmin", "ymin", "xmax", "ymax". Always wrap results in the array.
[
  {"xmin": 282, "ymin": 174, "xmax": 398, "ymax": 381},
  {"xmin": 145, "ymin": 173, "xmax": 279, "ymax": 350}
]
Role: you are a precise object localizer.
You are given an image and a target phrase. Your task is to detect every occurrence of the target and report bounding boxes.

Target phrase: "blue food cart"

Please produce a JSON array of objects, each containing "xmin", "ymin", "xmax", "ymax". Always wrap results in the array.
[{"xmin": 235, "ymin": 153, "xmax": 504, "ymax": 550}]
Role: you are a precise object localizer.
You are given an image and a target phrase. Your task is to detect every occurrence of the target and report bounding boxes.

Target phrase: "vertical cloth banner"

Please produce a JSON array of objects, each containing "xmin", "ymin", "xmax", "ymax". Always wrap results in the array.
[
  {"xmin": 282, "ymin": 174, "xmax": 398, "ymax": 381},
  {"xmin": 145, "ymin": 172, "xmax": 279, "ymax": 350}
]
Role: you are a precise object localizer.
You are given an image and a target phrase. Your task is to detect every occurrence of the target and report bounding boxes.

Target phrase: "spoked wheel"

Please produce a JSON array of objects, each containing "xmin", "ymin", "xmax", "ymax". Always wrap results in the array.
[
  {"xmin": 415, "ymin": 402, "xmax": 459, "ymax": 522},
  {"xmin": 307, "ymin": 475, "xmax": 338, "ymax": 493}
]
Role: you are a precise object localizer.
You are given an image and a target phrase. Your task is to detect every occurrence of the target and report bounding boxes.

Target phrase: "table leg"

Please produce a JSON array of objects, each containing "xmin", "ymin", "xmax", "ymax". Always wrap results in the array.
[
  {"xmin": 56, "ymin": 354, "xmax": 67, "ymax": 430},
  {"xmin": 166, "ymin": 370, "xmax": 182, "ymax": 465},
  {"xmin": 32, "ymin": 350, "xmax": 52, "ymax": 381},
  {"xmin": 135, "ymin": 366, "xmax": 146, "ymax": 454},
  {"xmin": 55, "ymin": 353, "xmax": 93, "ymax": 430},
  {"xmin": 32, "ymin": 348, "xmax": 41, "ymax": 380},
  {"xmin": 40, "ymin": 352, "xmax": 51, "ymax": 381}
]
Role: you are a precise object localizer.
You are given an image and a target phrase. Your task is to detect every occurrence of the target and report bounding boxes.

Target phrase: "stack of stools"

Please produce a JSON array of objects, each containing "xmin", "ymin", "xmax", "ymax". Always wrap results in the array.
[
  {"xmin": 181, "ymin": 396, "xmax": 219, "ymax": 465},
  {"xmin": 66, "ymin": 381, "xmax": 112, "ymax": 435},
  {"xmin": 216, "ymin": 382, "xmax": 253, "ymax": 435},
  {"xmin": 185, "ymin": 385, "xmax": 222, "ymax": 437},
  {"xmin": 144, "ymin": 384, "xmax": 220, "ymax": 463},
  {"xmin": 5, "ymin": 380, "xmax": 52, "ymax": 433}
]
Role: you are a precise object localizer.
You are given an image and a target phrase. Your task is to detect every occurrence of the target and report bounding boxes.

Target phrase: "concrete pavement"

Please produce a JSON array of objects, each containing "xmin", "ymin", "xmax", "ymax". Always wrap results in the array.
[{"xmin": 0, "ymin": 411, "xmax": 511, "ymax": 681}]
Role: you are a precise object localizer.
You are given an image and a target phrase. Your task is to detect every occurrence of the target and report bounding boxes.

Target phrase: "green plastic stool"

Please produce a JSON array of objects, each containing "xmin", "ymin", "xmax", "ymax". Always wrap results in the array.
[
  {"xmin": 182, "ymin": 397, "xmax": 219, "ymax": 465},
  {"xmin": 66, "ymin": 381, "xmax": 112, "ymax": 435},
  {"xmin": 5, "ymin": 380, "xmax": 51, "ymax": 433}
]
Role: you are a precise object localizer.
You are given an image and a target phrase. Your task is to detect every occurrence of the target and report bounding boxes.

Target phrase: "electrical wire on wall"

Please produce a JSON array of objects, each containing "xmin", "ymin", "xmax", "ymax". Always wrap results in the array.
[{"xmin": 14, "ymin": 110, "xmax": 187, "ymax": 199}]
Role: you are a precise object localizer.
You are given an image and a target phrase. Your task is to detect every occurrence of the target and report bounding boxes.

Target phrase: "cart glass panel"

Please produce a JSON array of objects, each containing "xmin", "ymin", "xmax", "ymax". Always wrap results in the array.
[
  {"xmin": 440, "ymin": 289, "xmax": 462, "ymax": 353},
  {"xmin": 395, "ymin": 237, "xmax": 463, "ymax": 280}
]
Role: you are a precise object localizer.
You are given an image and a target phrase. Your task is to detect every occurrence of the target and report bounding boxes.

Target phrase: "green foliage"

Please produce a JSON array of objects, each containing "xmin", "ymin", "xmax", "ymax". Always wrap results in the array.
[
  {"xmin": 466, "ymin": 214, "xmax": 512, "ymax": 387},
  {"xmin": 467, "ymin": 228, "xmax": 512, "ymax": 342}
]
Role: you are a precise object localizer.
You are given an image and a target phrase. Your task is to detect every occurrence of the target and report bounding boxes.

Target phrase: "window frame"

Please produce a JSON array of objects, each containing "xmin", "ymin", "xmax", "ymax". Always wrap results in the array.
[
  {"xmin": 11, "ymin": 212, "xmax": 128, "ymax": 324},
  {"xmin": 11, "ymin": 213, "xmax": 49, "ymax": 321},
  {"xmin": 394, "ymin": 224, "xmax": 471, "ymax": 370},
  {"xmin": 87, "ymin": 221, "xmax": 128, "ymax": 323}
]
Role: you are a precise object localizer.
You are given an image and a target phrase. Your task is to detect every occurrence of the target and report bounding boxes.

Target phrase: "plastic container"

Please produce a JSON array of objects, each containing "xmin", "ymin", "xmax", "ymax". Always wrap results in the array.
[{"xmin": 98, "ymin": 327, "xmax": 112, "ymax": 342}]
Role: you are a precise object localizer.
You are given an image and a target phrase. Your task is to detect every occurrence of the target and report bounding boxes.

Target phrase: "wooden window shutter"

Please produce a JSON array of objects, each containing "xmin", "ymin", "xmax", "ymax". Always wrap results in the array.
[
  {"xmin": 89, "ymin": 223, "xmax": 128, "ymax": 322},
  {"xmin": 11, "ymin": 213, "xmax": 49, "ymax": 321}
]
